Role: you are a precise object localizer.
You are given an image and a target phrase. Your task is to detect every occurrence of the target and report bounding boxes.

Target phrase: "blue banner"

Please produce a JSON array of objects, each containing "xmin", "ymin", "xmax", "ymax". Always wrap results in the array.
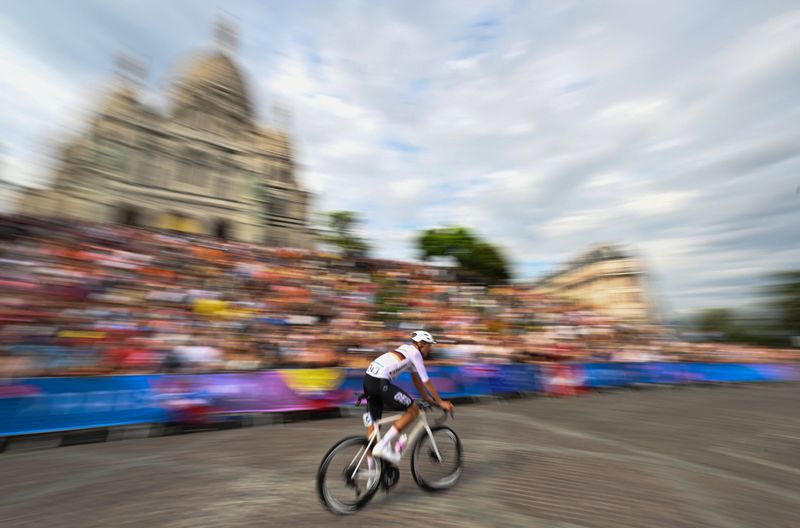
[
  {"xmin": 0, "ymin": 376, "xmax": 166, "ymax": 436},
  {"xmin": 581, "ymin": 362, "xmax": 634, "ymax": 387},
  {"xmin": 580, "ymin": 362, "xmax": 799, "ymax": 387}
]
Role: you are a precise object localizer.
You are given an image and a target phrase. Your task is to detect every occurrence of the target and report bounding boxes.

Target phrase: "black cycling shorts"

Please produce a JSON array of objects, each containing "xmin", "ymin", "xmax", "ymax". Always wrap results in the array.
[{"xmin": 363, "ymin": 374, "xmax": 413, "ymax": 422}]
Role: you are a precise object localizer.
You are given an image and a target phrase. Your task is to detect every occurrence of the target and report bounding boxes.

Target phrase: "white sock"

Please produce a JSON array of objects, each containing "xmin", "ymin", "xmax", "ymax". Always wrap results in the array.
[{"xmin": 377, "ymin": 426, "xmax": 399, "ymax": 449}]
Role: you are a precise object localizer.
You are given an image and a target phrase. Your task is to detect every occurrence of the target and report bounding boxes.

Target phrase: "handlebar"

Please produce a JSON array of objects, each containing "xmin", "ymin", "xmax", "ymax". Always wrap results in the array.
[{"xmin": 418, "ymin": 400, "xmax": 454, "ymax": 423}]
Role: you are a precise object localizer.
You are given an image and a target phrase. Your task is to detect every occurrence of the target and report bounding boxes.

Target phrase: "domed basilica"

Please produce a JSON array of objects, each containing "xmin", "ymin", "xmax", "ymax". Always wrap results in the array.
[{"xmin": 19, "ymin": 23, "xmax": 314, "ymax": 249}]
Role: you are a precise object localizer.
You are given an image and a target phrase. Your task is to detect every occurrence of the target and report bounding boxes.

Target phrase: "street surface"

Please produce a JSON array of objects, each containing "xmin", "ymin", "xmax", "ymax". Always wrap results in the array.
[{"xmin": 1, "ymin": 384, "xmax": 798, "ymax": 527}]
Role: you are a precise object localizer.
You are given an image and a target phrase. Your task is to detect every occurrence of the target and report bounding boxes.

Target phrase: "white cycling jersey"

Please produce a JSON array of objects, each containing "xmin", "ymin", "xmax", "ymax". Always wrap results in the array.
[{"xmin": 366, "ymin": 344, "xmax": 430, "ymax": 383}]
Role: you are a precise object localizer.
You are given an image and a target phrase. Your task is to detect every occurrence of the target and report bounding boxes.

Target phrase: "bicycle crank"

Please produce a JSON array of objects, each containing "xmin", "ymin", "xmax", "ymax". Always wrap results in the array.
[{"xmin": 381, "ymin": 465, "xmax": 400, "ymax": 492}]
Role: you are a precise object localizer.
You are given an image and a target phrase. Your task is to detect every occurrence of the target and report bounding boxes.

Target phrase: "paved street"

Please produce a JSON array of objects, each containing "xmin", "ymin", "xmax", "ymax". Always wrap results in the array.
[{"xmin": 1, "ymin": 384, "xmax": 798, "ymax": 527}]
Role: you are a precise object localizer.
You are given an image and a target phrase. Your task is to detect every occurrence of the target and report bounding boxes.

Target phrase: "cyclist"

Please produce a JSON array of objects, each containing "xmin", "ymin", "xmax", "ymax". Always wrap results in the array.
[{"xmin": 363, "ymin": 330, "xmax": 454, "ymax": 465}]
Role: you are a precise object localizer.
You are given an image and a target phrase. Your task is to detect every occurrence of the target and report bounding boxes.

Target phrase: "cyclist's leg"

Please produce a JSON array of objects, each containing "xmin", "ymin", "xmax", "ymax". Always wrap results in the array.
[
  {"xmin": 381, "ymin": 381, "xmax": 415, "ymax": 430},
  {"xmin": 395, "ymin": 401, "xmax": 419, "ymax": 430},
  {"xmin": 366, "ymin": 395, "xmax": 381, "ymax": 441},
  {"xmin": 362, "ymin": 376, "xmax": 384, "ymax": 485},
  {"xmin": 373, "ymin": 381, "xmax": 415, "ymax": 457},
  {"xmin": 363, "ymin": 376, "xmax": 383, "ymax": 442}
]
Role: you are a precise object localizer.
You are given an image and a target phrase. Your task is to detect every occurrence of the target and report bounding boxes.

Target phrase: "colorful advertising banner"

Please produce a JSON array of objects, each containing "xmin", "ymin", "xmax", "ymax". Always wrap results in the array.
[
  {"xmin": 1, "ymin": 363, "xmax": 797, "ymax": 437},
  {"xmin": 151, "ymin": 369, "xmax": 347, "ymax": 419}
]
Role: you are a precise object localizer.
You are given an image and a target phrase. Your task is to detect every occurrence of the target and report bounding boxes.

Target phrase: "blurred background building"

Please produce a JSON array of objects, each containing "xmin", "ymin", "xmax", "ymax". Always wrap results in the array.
[
  {"xmin": 1, "ymin": 176, "xmax": 25, "ymax": 214},
  {"xmin": 534, "ymin": 244, "xmax": 653, "ymax": 322},
  {"xmin": 0, "ymin": 144, "xmax": 21, "ymax": 213},
  {"xmin": 17, "ymin": 22, "xmax": 314, "ymax": 249}
]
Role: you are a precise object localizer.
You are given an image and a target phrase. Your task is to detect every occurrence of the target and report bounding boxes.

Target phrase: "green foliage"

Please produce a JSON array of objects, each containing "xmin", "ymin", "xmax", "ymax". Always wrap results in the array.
[
  {"xmin": 695, "ymin": 308, "xmax": 735, "ymax": 333},
  {"xmin": 416, "ymin": 227, "xmax": 510, "ymax": 284},
  {"xmin": 692, "ymin": 277, "xmax": 800, "ymax": 346},
  {"xmin": 318, "ymin": 210, "xmax": 370, "ymax": 258},
  {"xmin": 767, "ymin": 270, "xmax": 800, "ymax": 333},
  {"xmin": 372, "ymin": 279, "xmax": 405, "ymax": 321}
]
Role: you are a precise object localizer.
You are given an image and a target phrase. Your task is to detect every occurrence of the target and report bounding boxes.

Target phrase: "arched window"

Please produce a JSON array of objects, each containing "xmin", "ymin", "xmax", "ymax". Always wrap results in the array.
[
  {"xmin": 219, "ymin": 163, "xmax": 241, "ymax": 199},
  {"xmin": 116, "ymin": 144, "xmax": 131, "ymax": 173},
  {"xmin": 214, "ymin": 219, "xmax": 232, "ymax": 240},
  {"xmin": 214, "ymin": 175, "xmax": 227, "ymax": 199},
  {"xmin": 136, "ymin": 147, "xmax": 160, "ymax": 187},
  {"xmin": 177, "ymin": 157, "xmax": 192, "ymax": 184},
  {"xmin": 118, "ymin": 204, "xmax": 140, "ymax": 226},
  {"xmin": 177, "ymin": 151, "xmax": 208, "ymax": 187},
  {"xmin": 271, "ymin": 198, "xmax": 287, "ymax": 217},
  {"xmin": 96, "ymin": 139, "xmax": 121, "ymax": 171},
  {"xmin": 191, "ymin": 153, "xmax": 208, "ymax": 187}
]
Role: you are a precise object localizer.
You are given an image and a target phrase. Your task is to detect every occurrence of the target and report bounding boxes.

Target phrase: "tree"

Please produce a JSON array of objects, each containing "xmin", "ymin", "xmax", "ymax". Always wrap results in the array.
[
  {"xmin": 318, "ymin": 210, "xmax": 370, "ymax": 258},
  {"xmin": 372, "ymin": 277, "xmax": 405, "ymax": 322},
  {"xmin": 689, "ymin": 270, "xmax": 800, "ymax": 348},
  {"xmin": 766, "ymin": 270, "xmax": 800, "ymax": 335},
  {"xmin": 695, "ymin": 308, "xmax": 735, "ymax": 334},
  {"xmin": 416, "ymin": 227, "xmax": 510, "ymax": 284}
]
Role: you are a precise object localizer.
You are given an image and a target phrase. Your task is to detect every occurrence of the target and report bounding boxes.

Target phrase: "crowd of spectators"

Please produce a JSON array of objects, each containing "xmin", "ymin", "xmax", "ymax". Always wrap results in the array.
[{"xmin": 0, "ymin": 216, "xmax": 795, "ymax": 377}]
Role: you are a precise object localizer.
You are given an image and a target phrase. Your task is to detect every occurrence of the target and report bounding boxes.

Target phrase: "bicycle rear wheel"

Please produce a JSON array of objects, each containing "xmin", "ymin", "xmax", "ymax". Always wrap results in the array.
[
  {"xmin": 410, "ymin": 426, "xmax": 463, "ymax": 491},
  {"xmin": 317, "ymin": 436, "xmax": 382, "ymax": 514}
]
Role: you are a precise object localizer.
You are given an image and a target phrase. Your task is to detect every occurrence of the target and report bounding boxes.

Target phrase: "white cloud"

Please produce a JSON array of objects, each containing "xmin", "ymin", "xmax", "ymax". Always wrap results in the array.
[
  {"xmin": 623, "ymin": 191, "xmax": 698, "ymax": 216},
  {"xmin": 389, "ymin": 178, "xmax": 426, "ymax": 202},
  {"xmin": 595, "ymin": 98, "xmax": 669, "ymax": 125},
  {"xmin": 541, "ymin": 211, "xmax": 601, "ymax": 237},
  {"xmin": 584, "ymin": 170, "xmax": 626, "ymax": 188}
]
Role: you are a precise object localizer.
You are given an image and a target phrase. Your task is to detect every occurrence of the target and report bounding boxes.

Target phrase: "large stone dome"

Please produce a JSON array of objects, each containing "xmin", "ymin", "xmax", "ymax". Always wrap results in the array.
[{"xmin": 171, "ymin": 51, "xmax": 253, "ymax": 124}]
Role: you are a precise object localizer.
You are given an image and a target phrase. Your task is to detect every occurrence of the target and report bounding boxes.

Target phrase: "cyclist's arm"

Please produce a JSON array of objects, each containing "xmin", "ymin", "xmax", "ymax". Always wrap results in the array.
[
  {"xmin": 411, "ymin": 372, "xmax": 434, "ymax": 402},
  {"xmin": 409, "ymin": 348, "xmax": 452, "ymax": 410},
  {"xmin": 423, "ymin": 379, "xmax": 447, "ymax": 407}
]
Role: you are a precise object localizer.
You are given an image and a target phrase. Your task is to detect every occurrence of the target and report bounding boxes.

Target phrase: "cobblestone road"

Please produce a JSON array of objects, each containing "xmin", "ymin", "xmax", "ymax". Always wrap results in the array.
[{"xmin": 1, "ymin": 384, "xmax": 798, "ymax": 527}]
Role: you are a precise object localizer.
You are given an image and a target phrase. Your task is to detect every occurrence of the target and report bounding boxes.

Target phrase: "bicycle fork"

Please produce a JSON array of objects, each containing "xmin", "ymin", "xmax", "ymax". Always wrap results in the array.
[
  {"xmin": 422, "ymin": 421, "xmax": 443, "ymax": 463},
  {"xmin": 403, "ymin": 417, "xmax": 444, "ymax": 463}
]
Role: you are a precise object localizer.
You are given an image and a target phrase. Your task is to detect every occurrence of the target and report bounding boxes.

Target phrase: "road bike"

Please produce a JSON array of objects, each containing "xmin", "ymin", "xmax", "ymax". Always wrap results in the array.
[{"xmin": 316, "ymin": 396, "xmax": 463, "ymax": 514}]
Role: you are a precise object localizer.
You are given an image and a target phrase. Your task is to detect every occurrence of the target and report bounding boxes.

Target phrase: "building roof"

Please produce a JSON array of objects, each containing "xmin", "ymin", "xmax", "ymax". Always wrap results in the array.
[
  {"xmin": 99, "ymin": 84, "xmax": 141, "ymax": 116},
  {"xmin": 172, "ymin": 51, "xmax": 252, "ymax": 120},
  {"xmin": 537, "ymin": 243, "xmax": 633, "ymax": 284}
]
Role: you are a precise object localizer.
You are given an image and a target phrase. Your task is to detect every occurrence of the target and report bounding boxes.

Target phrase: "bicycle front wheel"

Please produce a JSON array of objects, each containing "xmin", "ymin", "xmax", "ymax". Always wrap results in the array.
[
  {"xmin": 410, "ymin": 426, "xmax": 463, "ymax": 491},
  {"xmin": 317, "ymin": 436, "xmax": 382, "ymax": 514}
]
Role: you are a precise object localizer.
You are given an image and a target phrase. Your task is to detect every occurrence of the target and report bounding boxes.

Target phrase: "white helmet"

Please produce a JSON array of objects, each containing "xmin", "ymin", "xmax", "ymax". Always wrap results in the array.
[{"xmin": 411, "ymin": 330, "xmax": 436, "ymax": 344}]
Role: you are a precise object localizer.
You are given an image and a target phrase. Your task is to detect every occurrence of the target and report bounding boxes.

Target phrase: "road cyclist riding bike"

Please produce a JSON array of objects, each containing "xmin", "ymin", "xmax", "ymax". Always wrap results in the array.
[
  {"xmin": 317, "ymin": 330, "xmax": 462, "ymax": 514},
  {"xmin": 364, "ymin": 330, "xmax": 454, "ymax": 466}
]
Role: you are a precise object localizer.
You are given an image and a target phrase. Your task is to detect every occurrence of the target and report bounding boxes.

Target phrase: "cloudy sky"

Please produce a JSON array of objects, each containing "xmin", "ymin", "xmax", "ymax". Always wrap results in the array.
[{"xmin": 1, "ymin": 0, "xmax": 799, "ymax": 317}]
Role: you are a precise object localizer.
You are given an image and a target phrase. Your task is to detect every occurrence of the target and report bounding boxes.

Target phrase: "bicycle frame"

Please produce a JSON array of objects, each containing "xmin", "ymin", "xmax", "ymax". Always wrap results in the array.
[{"xmin": 348, "ymin": 409, "xmax": 443, "ymax": 481}]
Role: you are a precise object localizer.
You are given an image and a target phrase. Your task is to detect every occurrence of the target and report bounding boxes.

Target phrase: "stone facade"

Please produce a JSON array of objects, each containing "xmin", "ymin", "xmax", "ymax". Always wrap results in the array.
[
  {"xmin": 535, "ymin": 244, "xmax": 653, "ymax": 322},
  {"xmin": 17, "ymin": 43, "xmax": 313, "ymax": 249},
  {"xmin": 0, "ymin": 177, "xmax": 25, "ymax": 214}
]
